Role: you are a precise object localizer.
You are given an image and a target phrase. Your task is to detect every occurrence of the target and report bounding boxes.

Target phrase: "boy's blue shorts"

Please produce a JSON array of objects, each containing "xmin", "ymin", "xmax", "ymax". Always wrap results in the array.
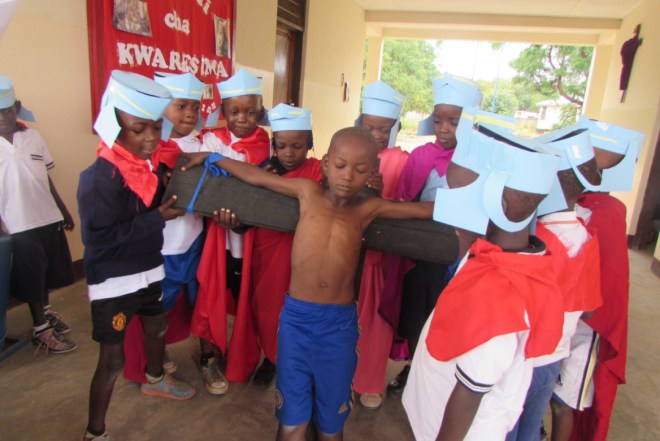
[{"xmin": 275, "ymin": 294, "xmax": 359, "ymax": 435}]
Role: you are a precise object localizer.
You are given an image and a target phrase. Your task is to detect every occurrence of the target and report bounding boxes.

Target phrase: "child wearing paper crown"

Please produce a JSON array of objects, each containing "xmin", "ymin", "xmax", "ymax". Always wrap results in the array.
[
  {"xmin": 190, "ymin": 68, "xmax": 271, "ymax": 389},
  {"xmin": 402, "ymin": 111, "xmax": 564, "ymax": 441},
  {"xmin": 222, "ymin": 104, "xmax": 323, "ymax": 389},
  {"xmin": 380, "ymin": 73, "xmax": 483, "ymax": 396},
  {"xmin": 352, "ymin": 80, "xmax": 409, "ymax": 410},
  {"xmin": 0, "ymin": 76, "xmax": 76, "ymax": 354},
  {"xmin": 558, "ymin": 117, "xmax": 644, "ymax": 441},
  {"xmin": 118, "ymin": 72, "xmax": 223, "ymax": 390},
  {"xmin": 503, "ymin": 126, "xmax": 603, "ymax": 441},
  {"xmin": 77, "ymin": 70, "xmax": 194, "ymax": 441}
]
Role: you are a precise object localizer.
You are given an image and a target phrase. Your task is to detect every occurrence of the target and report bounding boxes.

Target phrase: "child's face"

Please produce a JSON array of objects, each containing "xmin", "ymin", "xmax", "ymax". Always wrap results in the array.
[
  {"xmin": 164, "ymin": 98, "xmax": 200, "ymax": 138},
  {"xmin": 222, "ymin": 94, "xmax": 262, "ymax": 138},
  {"xmin": 0, "ymin": 102, "xmax": 20, "ymax": 140},
  {"xmin": 361, "ymin": 114, "xmax": 397, "ymax": 151},
  {"xmin": 433, "ymin": 104, "xmax": 462, "ymax": 150},
  {"xmin": 273, "ymin": 130, "xmax": 309, "ymax": 172},
  {"xmin": 323, "ymin": 135, "xmax": 376, "ymax": 199},
  {"xmin": 115, "ymin": 109, "xmax": 162, "ymax": 160},
  {"xmin": 593, "ymin": 147, "xmax": 624, "ymax": 171}
]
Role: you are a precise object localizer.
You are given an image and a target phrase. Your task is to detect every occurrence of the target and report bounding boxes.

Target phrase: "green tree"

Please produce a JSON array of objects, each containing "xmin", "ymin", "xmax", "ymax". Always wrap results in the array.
[
  {"xmin": 379, "ymin": 39, "xmax": 438, "ymax": 114},
  {"xmin": 510, "ymin": 45, "xmax": 593, "ymax": 106}
]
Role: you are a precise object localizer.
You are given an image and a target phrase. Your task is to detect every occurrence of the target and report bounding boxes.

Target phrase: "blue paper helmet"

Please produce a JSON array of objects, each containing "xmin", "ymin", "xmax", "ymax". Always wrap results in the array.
[
  {"xmin": 417, "ymin": 73, "xmax": 483, "ymax": 136},
  {"xmin": 217, "ymin": 68, "xmax": 262, "ymax": 99},
  {"xmin": 434, "ymin": 116, "xmax": 561, "ymax": 234},
  {"xmin": 154, "ymin": 72, "xmax": 204, "ymax": 101},
  {"xmin": 268, "ymin": 104, "xmax": 312, "ymax": 132},
  {"xmin": 0, "ymin": 0, "xmax": 19, "ymax": 40},
  {"xmin": 532, "ymin": 126, "xmax": 600, "ymax": 215},
  {"xmin": 358, "ymin": 80, "xmax": 406, "ymax": 147},
  {"xmin": 577, "ymin": 115, "xmax": 645, "ymax": 192},
  {"xmin": 94, "ymin": 70, "xmax": 173, "ymax": 148},
  {"xmin": 0, "ymin": 75, "xmax": 35, "ymax": 122}
]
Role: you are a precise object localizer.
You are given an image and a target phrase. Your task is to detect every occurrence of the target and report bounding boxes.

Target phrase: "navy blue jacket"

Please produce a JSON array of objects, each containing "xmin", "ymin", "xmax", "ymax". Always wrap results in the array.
[{"xmin": 78, "ymin": 157, "xmax": 167, "ymax": 285}]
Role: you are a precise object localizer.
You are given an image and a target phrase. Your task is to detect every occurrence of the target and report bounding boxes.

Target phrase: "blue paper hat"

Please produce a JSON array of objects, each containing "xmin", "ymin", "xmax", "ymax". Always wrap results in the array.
[
  {"xmin": 417, "ymin": 73, "xmax": 482, "ymax": 136},
  {"xmin": 434, "ymin": 123, "xmax": 560, "ymax": 234},
  {"xmin": 268, "ymin": 104, "xmax": 312, "ymax": 132},
  {"xmin": 94, "ymin": 70, "xmax": 173, "ymax": 148},
  {"xmin": 217, "ymin": 68, "xmax": 262, "ymax": 99},
  {"xmin": 0, "ymin": 75, "xmax": 36, "ymax": 122},
  {"xmin": 0, "ymin": 0, "xmax": 18, "ymax": 40},
  {"xmin": 577, "ymin": 115, "xmax": 645, "ymax": 192},
  {"xmin": 154, "ymin": 72, "xmax": 204, "ymax": 101},
  {"xmin": 358, "ymin": 80, "xmax": 405, "ymax": 147}
]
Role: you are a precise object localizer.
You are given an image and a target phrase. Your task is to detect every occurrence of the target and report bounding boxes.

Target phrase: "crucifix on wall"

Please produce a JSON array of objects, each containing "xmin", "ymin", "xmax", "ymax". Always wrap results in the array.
[{"xmin": 620, "ymin": 24, "xmax": 643, "ymax": 103}]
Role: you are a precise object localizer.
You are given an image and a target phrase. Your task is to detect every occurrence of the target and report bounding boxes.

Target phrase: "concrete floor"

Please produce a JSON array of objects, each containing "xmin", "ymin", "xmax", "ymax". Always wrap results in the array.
[{"xmin": 0, "ymin": 250, "xmax": 658, "ymax": 441}]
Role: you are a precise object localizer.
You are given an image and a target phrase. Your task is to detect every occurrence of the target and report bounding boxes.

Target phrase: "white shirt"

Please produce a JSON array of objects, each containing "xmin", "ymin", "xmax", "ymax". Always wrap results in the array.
[
  {"xmin": 0, "ymin": 128, "xmax": 62, "ymax": 234},
  {"xmin": 87, "ymin": 265, "xmax": 165, "ymax": 301},
  {"xmin": 162, "ymin": 135, "xmax": 204, "ymax": 255},
  {"xmin": 201, "ymin": 130, "xmax": 249, "ymax": 258},
  {"xmin": 533, "ymin": 210, "xmax": 590, "ymax": 367},
  {"xmin": 420, "ymin": 168, "xmax": 448, "ymax": 202}
]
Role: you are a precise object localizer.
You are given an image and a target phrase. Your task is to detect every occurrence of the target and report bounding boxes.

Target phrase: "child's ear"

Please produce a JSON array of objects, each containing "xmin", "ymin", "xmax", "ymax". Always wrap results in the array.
[
  {"xmin": 321, "ymin": 154, "xmax": 329, "ymax": 176},
  {"xmin": 14, "ymin": 100, "xmax": 22, "ymax": 115},
  {"xmin": 307, "ymin": 132, "xmax": 314, "ymax": 150},
  {"xmin": 258, "ymin": 107, "xmax": 266, "ymax": 122}
]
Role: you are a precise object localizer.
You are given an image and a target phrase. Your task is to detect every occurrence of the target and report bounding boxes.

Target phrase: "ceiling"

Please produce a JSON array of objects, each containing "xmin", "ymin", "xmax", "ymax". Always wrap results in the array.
[{"xmin": 355, "ymin": 0, "xmax": 643, "ymax": 44}]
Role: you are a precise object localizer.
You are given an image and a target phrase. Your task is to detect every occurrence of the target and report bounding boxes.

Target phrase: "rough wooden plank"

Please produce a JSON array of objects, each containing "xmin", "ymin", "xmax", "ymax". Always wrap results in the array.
[{"xmin": 164, "ymin": 159, "xmax": 457, "ymax": 264}]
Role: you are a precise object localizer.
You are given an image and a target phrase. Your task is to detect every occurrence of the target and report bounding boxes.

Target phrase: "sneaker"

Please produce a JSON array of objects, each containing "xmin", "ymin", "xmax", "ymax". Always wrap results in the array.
[
  {"xmin": 32, "ymin": 327, "xmax": 77, "ymax": 354},
  {"xmin": 359, "ymin": 393, "xmax": 383, "ymax": 410},
  {"xmin": 45, "ymin": 309, "xmax": 71, "ymax": 334},
  {"xmin": 140, "ymin": 373, "xmax": 195, "ymax": 400},
  {"xmin": 253, "ymin": 358, "xmax": 276, "ymax": 389},
  {"xmin": 163, "ymin": 349, "xmax": 177, "ymax": 374},
  {"xmin": 387, "ymin": 365, "xmax": 410, "ymax": 396},
  {"xmin": 82, "ymin": 430, "xmax": 111, "ymax": 441},
  {"xmin": 200, "ymin": 357, "xmax": 229, "ymax": 395}
]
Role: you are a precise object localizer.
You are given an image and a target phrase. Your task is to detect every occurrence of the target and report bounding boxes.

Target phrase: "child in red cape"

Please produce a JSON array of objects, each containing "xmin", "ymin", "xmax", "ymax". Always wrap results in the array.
[{"xmin": 191, "ymin": 68, "xmax": 270, "ymax": 392}]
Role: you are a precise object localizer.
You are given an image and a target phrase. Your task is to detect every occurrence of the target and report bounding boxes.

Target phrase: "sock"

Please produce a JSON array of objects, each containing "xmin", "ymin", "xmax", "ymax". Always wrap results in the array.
[
  {"xmin": 33, "ymin": 323, "xmax": 50, "ymax": 335},
  {"xmin": 145, "ymin": 371, "xmax": 164, "ymax": 384},
  {"xmin": 85, "ymin": 428, "xmax": 106, "ymax": 438},
  {"xmin": 43, "ymin": 304, "xmax": 52, "ymax": 312}
]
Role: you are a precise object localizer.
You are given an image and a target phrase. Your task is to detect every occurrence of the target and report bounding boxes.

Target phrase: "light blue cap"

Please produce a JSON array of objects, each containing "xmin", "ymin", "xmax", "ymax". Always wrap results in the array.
[
  {"xmin": 154, "ymin": 72, "xmax": 204, "ymax": 101},
  {"xmin": 268, "ymin": 103, "xmax": 312, "ymax": 132},
  {"xmin": 0, "ymin": 75, "xmax": 36, "ymax": 122},
  {"xmin": 417, "ymin": 73, "xmax": 482, "ymax": 136},
  {"xmin": 217, "ymin": 68, "xmax": 262, "ymax": 99},
  {"xmin": 94, "ymin": 70, "xmax": 173, "ymax": 148},
  {"xmin": 434, "ymin": 120, "xmax": 561, "ymax": 234},
  {"xmin": 0, "ymin": 0, "xmax": 18, "ymax": 40},
  {"xmin": 361, "ymin": 81, "xmax": 405, "ymax": 120},
  {"xmin": 577, "ymin": 115, "xmax": 645, "ymax": 192}
]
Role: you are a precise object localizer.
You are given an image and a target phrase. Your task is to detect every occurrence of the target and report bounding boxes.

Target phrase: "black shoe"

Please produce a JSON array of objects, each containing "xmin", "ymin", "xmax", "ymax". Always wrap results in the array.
[
  {"xmin": 387, "ymin": 365, "xmax": 410, "ymax": 396},
  {"xmin": 253, "ymin": 358, "xmax": 276, "ymax": 389}
]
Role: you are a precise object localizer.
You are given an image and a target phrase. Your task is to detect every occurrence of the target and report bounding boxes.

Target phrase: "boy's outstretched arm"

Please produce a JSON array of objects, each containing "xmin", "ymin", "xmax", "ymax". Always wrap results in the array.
[
  {"xmin": 435, "ymin": 382, "xmax": 483, "ymax": 441},
  {"xmin": 181, "ymin": 152, "xmax": 308, "ymax": 199},
  {"xmin": 372, "ymin": 199, "xmax": 434, "ymax": 220}
]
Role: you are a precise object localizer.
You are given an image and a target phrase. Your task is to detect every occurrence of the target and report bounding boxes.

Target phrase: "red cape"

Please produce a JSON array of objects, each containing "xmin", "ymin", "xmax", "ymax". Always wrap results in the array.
[
  {"xmin": 190, "ymin": 130, "xmax": 270, "ymax": 383},
  {"xmin": 239, "ymin": 158, "xmax": 323, "ymax": 367},
  {"xmin": 354, "ymin": 147, "xmax": 408, "ymax": 394},
  {"xmin": 535, "ymin": 222, "xmax": 602, "ymax": 313},
  {"xmin": 570, "ymin": 193, "xmax": 629, "ymax": 441},
  {"xmin": 426, "ymin": 239, "xmax": 564, "ymax": 361}
]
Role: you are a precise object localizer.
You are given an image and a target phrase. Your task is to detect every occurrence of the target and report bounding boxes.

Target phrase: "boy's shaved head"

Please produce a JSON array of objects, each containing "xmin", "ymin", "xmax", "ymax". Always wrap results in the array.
[
  {"xmin": 328, "ymin": 127, "xmax": 379, "ymax": 161},
  {"xmin": 502, "ymin": 188, "xmax": 545, "ymax": 223},
  {"xmin": 558, "ymin": 158, "xmax": 601, "ymax": 201}
]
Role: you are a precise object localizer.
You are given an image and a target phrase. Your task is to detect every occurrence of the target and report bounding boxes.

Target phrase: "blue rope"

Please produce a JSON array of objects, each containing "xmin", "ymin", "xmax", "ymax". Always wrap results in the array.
[{"xmin": 186, "ymin": 153, "xmax": 230, "ymax": 214}]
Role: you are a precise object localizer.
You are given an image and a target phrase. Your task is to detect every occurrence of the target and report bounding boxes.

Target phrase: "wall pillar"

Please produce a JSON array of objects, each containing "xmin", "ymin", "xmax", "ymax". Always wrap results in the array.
[{"xmin": 364, "ymin": 36, "xmax": 383, "ymax": 83}]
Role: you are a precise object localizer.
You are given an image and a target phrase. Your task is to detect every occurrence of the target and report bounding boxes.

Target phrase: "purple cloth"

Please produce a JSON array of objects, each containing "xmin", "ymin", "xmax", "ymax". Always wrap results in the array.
[{"xmin": 395, "ymin": 141, "xmax": 455, "ymax": 201}]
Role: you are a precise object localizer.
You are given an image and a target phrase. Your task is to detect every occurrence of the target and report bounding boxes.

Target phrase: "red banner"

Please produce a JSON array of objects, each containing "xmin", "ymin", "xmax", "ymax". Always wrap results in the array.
[{"xmin": 87, "ymin": 0, "xmax": 234, "ymax": 121}]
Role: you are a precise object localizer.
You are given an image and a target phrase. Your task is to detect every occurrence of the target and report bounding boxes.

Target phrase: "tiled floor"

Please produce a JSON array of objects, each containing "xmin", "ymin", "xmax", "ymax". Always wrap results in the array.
[{"xmin": 0, "ymin": 250, "xmax": 658, "ymax": 440}]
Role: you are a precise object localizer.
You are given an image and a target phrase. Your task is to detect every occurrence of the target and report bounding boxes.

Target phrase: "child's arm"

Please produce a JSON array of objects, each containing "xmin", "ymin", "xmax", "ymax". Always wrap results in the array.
[
  {"xmin": 48, "ymin": 176, "xmax": 74, "ymax": 231},
  {"xmin": 435, "ymin": 383, "xmax": 484, "ymax": 441},
  {"xmin": 182, "ymin": 153, "xmax": 313, "ymax": 199},
  {"xmin": 370, "ymin": 199, "xmax": 434, "ymax": 220}
]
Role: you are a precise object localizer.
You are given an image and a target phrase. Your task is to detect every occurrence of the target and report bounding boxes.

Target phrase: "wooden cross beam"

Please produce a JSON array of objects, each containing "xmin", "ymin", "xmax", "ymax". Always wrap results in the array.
[{"xmin": 165, "ymin": 159, "xmax": 458, "ymax": 264}]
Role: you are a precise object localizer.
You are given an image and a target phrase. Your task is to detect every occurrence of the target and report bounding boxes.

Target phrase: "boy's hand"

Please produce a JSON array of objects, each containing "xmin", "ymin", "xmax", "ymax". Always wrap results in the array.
[
  {"xmin": 366, "ymin": 172, "xmax": 384, "ymax": 196},
  {"xmin": 162, "ymin": 168, "xmax": 174, "ymax": 188},
  {"xmin": 159, "ymin": 195, "xmax": 185, "ymax": 221},
  {"xmin": 180, "ymin": 152, "xmax": 211, "ymax": 171},
  {"xmin": 213, "ymin": 208, "xmax": 242, "ymax": 229},
  {"xmin": 61, "ymin": 210, "xmax": 75, "ymax": 231},
  {"xmin": 262, "ymin": 164, "xmax": 279, "ymax": 175}
]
